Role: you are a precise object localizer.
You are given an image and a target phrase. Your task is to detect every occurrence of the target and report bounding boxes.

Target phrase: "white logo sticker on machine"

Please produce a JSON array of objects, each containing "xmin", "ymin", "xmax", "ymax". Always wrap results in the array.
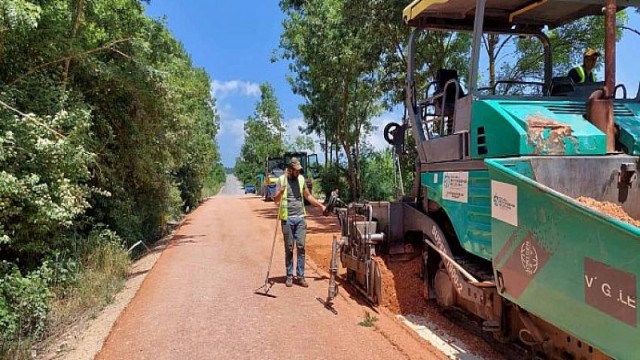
[
  {"xmin": 491, "ymin": 180, "xmax": 518, "ymax": 226},
  {"xmin": 442, "ymin": 172, "xmax": 468, "ymax": 203}
]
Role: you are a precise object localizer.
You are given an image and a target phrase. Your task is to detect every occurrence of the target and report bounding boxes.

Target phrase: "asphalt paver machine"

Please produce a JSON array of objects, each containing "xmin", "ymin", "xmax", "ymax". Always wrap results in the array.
[
  {"xmin": 327, "ymin": 1, "xmax": 640, "ymax": 359},
  {"xmin": 262, "ymin": 156, "xmax": 285, "ymax": 201}
]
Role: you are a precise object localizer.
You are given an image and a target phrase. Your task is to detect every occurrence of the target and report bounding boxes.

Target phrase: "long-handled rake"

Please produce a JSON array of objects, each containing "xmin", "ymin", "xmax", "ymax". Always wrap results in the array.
[{"xmin": 254, "ymin": 184, "xmax": 285, "ymax": 298}]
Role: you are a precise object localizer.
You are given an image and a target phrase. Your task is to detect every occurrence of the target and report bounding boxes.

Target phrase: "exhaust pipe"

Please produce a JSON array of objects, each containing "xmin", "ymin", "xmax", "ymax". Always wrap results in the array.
[{"xmin": 586, "ymin": 87, "xmax": 616, "ymax": 153}]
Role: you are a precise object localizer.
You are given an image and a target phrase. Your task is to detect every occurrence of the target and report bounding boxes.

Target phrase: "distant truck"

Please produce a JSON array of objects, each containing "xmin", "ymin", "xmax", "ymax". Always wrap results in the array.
[
  {"xmin": 283, "ymin": 151, "xmax": 319, "ymax": 178},
  {"xmin": 261, "ymin": 152, "xmax": 320, "ymax": 201},
  {"xmin": 262, "ymin": 156, "xmax": 285, "ymax": 201}
]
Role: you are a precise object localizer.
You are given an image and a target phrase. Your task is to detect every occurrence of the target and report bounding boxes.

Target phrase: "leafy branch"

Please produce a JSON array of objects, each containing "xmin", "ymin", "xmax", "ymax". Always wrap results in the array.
[
  {"xmin": 0, "ymin": 98, "xmax": 65, "ymax": 138},
  {"xmin": 9, "ymin": 37, "xmax": 134, "ymax": 86}
]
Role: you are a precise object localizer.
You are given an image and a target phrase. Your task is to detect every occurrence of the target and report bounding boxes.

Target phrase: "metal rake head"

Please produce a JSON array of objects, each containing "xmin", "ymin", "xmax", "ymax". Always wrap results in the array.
[{"xmin": 254, "ymin": 280, "xmax": 276, "ymax": 298}]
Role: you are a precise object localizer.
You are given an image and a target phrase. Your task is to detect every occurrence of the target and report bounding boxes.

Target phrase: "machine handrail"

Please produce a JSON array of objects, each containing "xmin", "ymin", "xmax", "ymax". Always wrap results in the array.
[{"xmin": 478, "ymin": 80, "xmax": 546, "ymax": 96}]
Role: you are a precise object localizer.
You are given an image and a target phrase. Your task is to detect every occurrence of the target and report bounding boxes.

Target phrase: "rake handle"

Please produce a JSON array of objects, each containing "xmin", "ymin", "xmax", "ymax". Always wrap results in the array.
[{"xmin": 264, "ymin": 194, "xmax": 285, "ymax": 284}]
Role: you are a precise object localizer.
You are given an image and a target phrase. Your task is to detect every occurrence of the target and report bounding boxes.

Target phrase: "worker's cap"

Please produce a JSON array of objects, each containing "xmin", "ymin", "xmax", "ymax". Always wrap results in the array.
[
  {"xmin": 584, "ymin": 48, "xmax": 601, "ymax": 58},
  {"xmin": 288, "ymin": 157, "xmax": 303, "ymax": 170}
]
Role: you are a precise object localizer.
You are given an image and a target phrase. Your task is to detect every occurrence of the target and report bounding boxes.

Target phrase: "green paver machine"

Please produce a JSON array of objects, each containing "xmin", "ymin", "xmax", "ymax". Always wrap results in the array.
[
  {"xmin": 262, "ymin": 152, "xmax": 319, "ymax": 201},
  {"xmin": 262, "ymin": 156, "xmax": 285, "ymax": 201},
  {"xmin": 329, "ymin": 1, "xmax": 640, "ymax": 359},
  {"xmin": 283, "ymin": 151, "xmax": 320, "ymax": 195}
]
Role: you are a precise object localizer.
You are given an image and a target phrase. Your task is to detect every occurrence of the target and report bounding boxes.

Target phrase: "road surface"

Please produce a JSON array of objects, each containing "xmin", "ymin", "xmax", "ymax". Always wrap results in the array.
[
  {"xmin": 218, "ymin": 174, "xmax": 244, "ymax": 196},
  {"xmin": 96, "ymin": 177, "xmax": 444, "ymax": 360}
]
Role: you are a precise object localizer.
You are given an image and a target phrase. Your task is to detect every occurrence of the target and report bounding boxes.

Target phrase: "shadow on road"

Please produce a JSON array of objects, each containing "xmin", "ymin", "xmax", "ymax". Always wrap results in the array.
[
  {"xmin": 127, "ymin": 269, "xmax": 150, "ymax": 280},
  {"xmin": 167, "ymin": 234, "xmax": 207, "ymax": 249}
]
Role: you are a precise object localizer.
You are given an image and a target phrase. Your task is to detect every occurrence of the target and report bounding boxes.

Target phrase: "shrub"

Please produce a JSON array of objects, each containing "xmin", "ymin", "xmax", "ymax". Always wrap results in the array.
[
  {"xmin": 317, "ymin": 164, "xmax": 349, "ymax": 201},
  {"xmin": 0, "ymin": 262, "xmax": 52, "ymax": 341},
  {"xmin": 47, "ymin": 231, "xmax": 129, "ymax": 334},
  {"xmin": 0, "ymin": 109, "xmax": 94, "ymax": 265}
]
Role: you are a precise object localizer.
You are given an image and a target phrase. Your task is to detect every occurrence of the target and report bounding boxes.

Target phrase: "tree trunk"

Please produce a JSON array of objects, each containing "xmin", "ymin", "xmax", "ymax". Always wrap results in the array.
[
  {"xmin": 353, "ymin": 110, "xmax": 362, "ymax": 201},
  {"xmin": 488, "ymin": 34, "xmax": 497, "ymax": 94},
  {"xmin": 62, "ymin": 0, "xmax": 85, "ymax": 89},
  {"xmin": 333, "ymin": 135, "xmax": 340, "ymax": 167},
  {"xmin": 0, "ymin": 34, "xmax": 5, "ymax": 68},
  {"xmin": 0, "ymin": 5, "xmax": 6, "ymax": 67},
  {"xmin": 354, "ymin": 140, "xmax": 361, "ymax": 200},
  {"xmin": 340, "ymin": 80, "xmax": 357, "ymax": 200},
  {"xmin": 324, "ymin": 130, "xmax": 328, "ymax": 168}
]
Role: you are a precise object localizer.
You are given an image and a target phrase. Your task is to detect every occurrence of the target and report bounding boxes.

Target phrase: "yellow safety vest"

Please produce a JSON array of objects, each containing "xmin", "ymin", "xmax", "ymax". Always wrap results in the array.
[
  {"xmin": 573, "ymin": 66, "xmax": 594, "ymax": 84},
  {"xmin": 278, "ymin": 174, "xmax": 306, "ymax": 220}
]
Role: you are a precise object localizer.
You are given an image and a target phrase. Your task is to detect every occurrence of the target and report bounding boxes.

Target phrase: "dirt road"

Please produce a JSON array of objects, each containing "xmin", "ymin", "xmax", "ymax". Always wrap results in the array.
[
  {"xmin": 96, "ymin": 190, "xmax": 444, "ymax": 359},
  {"xmin": 218, "ymin": 174, "xmax": 245, "ymax": 196}
]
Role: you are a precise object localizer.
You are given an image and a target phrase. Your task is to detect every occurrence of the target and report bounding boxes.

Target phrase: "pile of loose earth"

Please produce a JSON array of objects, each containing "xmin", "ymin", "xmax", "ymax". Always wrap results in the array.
[
  {"xmin": 304, "ymin": 210, "xmax": 504, "ymax": 359},
  {"xmin": 577, "ymin": 196, "xmax": 640, "ymax": 228}
]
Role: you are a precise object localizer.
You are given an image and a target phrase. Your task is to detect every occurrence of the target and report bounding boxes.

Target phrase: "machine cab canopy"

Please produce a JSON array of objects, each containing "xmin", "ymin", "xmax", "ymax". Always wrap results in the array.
[{"xmin": 404, "ymin": 0, "xmax": 640, "ymax": 31}]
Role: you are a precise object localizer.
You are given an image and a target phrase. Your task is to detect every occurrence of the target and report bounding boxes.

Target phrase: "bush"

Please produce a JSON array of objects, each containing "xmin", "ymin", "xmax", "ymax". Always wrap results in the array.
[
  {"xmin": 202, "ymin": 162, "xmax": 226, "ymax": 198},
  {"xmin": 0, "ymin": 2, "xmax": 223, "ymax": 355},
  {"xmin": 0, "ymin": 228, "xmax": 129, "ymax": 358},
  {"xmin": 0, "ymin": 262, "xmax": 52, "ymax": 342},
  {"xmin": 44, "ymin": 230, "xmax": 129, "ymax": 335},
  {"xmin": 317, "ymin": 164, "xmax": 349, "ymax": 202},
  {"xmin": 0, "ymin": 110, "xmax": 94, "ymax": 265},
  {"xmin": 360, "ymin": 150, "xmax": 396, "ymax": 201}
]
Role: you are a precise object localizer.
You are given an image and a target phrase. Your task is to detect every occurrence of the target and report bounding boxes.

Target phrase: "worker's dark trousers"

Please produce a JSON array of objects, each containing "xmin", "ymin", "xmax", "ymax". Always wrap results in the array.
[{"xmin": 281, "ymin": 216, "xmax": 307, "ymax": 278}]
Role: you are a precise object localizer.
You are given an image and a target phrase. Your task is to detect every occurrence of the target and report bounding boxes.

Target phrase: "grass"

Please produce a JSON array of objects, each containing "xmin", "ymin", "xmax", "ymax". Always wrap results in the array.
[
  {"xmin": 202, "ymin": 182, "xmax": 224, "ymax": 198},
  {"xmin": 48, "ymin": 243, "xmax": 130, "ymax": 335},
  {"xmin": 358, "ymin": 311, "xmax": 378, "ymax": 327},
  {"xmin": 0, "ymin": 243, "xmax": 130, "ymax": 360},
  {"xmin": 0, "ymin": 338, "xmax": 34, "ymax": 360},
  {"xmin": 202, "ymin": 167, "xmax": 226, "ymax": 198}
]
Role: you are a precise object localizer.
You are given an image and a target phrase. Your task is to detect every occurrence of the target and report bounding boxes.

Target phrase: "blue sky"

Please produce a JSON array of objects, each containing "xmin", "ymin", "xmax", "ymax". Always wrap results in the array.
[
  {"xmin": 145, "ymin": 2, "xmax": 640, "ymax": 167},
  {"xmin": 145, "ymin": 1, "xmax": 313, "ymax": 167}
]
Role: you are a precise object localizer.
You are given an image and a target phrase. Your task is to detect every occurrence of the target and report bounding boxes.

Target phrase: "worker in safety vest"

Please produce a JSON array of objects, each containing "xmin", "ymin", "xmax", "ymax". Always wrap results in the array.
[
  {"xmin": 274, "ymin": 157, "xmax": 325, "ymax": 288},
  {"xmin": 568, "ymin": 48, "xmax": 601, "ymax": 84}
]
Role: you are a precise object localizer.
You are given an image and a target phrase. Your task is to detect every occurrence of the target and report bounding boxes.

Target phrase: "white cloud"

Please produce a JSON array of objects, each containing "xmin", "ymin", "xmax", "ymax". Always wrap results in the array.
[
  {"xmin": 211, "ymin": 80, "xmax": 260, "ymax": 99},
  {"xmin": 219, "ymin": 118, "xmax": 246, "ymax": 146},
  {"xmin": 216, "ymin": 102, "xmax": 233, "ymax": 120},
  {"xmin": 284, "ymin": 117, "xmax": 305, "ymax": 138}
]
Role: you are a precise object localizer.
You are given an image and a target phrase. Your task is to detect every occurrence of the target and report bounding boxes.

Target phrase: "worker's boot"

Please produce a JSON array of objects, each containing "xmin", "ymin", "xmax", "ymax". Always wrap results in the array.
[
  {"xmin": 296, "ymin": 277, "xmax": 309, "ymax": 288},
  {"xmin": 285, "ymin": 276, "xmax": 293, "ymax": 287}
]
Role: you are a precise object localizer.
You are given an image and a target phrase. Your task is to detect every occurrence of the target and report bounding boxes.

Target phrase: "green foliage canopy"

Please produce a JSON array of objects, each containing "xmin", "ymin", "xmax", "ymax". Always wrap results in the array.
[
  {"xmin": 234, "ymin": 82, "xmax": 285, "ymax": 186},
  {"xmin": 278, "ymin": 0, "xmax": 471, "ymax": 200},
  {"xmin": 0, "ymin": 0, "xmax": 225, "ymax": 345}
]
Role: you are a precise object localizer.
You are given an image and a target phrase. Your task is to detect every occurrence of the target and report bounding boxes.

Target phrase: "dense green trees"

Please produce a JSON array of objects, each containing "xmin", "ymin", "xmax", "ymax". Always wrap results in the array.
[
  {"xmin": 278, "ymin": 0, "xmax": 470, "ymax": 201},
  {"xmin": 481, "ymin": 14, "xmax": 628, "ymax": 94},
  {"xmin": 0, "ymin": 0, "xmax": 224, "ymax": 350},
  {"xmin": 234, "ymin": 83, "xmax": 286, "ymax": 186}
]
